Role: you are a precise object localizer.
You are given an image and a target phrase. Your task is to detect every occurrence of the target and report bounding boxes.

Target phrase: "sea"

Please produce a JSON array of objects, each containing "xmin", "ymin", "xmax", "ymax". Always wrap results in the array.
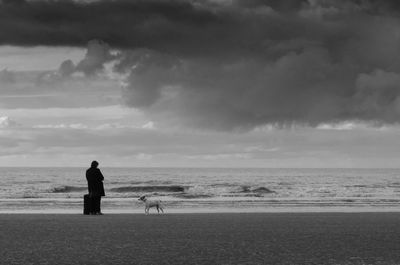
[{"xmin": 1, "ymin": 167, "xmax": 400, "ymax": 213}]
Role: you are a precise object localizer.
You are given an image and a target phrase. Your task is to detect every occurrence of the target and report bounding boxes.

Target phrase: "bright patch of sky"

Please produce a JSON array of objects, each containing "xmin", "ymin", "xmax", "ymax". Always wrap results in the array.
[{"xmin": 0, "ymin": 46, "xmax": 85, "ymax": 71}]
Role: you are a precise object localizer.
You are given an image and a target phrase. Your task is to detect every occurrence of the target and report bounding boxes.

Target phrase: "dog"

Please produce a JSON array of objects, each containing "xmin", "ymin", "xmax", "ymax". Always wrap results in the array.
[{"xmin": 138, "ymin": 195, "xmax": 164, "ymax": 214}]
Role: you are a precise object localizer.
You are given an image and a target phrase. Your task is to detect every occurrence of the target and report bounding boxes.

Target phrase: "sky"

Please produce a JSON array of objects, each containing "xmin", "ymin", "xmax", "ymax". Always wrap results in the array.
[{"xmin": 1, "ymin": 0, "xmax": 400, "ymax": 167}]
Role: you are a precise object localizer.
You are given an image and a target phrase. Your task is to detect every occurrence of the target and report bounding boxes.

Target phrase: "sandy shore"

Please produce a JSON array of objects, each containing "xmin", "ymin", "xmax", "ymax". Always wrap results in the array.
[{"xmin": 1, "ymin": 213, "xmax": 400, "ymax": 265}]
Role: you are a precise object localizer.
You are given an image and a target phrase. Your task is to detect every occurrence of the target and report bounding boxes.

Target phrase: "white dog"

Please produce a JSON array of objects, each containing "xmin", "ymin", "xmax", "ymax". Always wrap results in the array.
[{"xmin": 138, "ymin": 195, "xmax": 164, "ymax": 214}]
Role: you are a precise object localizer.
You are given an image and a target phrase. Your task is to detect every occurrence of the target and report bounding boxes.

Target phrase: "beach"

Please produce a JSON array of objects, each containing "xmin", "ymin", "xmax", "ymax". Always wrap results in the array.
[{"xmin": 1, "ymin": 213, "xmax": 400, "ymax": 265}]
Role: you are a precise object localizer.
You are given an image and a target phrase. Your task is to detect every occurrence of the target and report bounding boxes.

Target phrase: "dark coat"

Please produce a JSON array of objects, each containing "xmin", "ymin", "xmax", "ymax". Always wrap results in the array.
[{"xmin": 86, "ymin": 167, "xmax": 105, "ymax": 197}]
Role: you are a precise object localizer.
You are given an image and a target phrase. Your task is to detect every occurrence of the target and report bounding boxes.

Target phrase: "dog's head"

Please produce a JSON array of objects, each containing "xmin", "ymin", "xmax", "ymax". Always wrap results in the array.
[{"xmin": 138, "ymin": 195, "xmax": 146, "ymax": 202}]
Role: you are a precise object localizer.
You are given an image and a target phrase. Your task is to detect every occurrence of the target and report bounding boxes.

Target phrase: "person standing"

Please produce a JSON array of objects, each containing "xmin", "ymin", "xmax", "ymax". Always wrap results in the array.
[{"xmin": 86, "ymin": 160, "xmax": 105, "ymax": 215}]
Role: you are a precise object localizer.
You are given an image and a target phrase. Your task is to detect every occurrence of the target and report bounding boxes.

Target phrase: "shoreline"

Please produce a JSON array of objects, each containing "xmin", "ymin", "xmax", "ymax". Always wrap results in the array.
[
  {"xmin": 3, "ymin": 207, "xmax": 400, "ymax": 214},
  {"xmin": 2, "ymin": 197, "xmax": 400, "ymax": 214},
  {"xmin": 2, "ymin": 205, "xmax": 400, "ymax": 214},
  {"xmin": 3, "ymin": 202, "xmax": 400, "ymax": 215}
]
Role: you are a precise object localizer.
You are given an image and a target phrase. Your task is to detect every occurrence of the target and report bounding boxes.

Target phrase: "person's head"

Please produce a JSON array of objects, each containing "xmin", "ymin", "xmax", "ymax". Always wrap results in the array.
[{"xmin": 91, "ymin": 160, "xmax": 99, "ymax": 168}]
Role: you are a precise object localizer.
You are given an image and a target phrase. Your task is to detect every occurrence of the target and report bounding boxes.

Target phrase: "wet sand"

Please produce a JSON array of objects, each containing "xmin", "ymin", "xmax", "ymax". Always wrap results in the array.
[{"xmin": 1, "ymin": 213, "xmax": 400, "ymax": 265}]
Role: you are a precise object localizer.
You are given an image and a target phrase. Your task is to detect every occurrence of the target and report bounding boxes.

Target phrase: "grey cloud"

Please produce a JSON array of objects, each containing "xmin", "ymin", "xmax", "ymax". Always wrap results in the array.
[
  {"xmin": 0, "ymin": 68, "xmax": 16, "ymax": 83},
  {"xmin": 116, "ymin": 50, "xmax": 181, "ymax": 107},
  {"xmin": 113, "ymin": 1, "xmax": 400, "ymax": 130},
  {"xmin": 232, "ymin": 0, "xmax": 307, "ymax": 11},
  {"xmin": 3, "ymin": 0, "xmax": 400, "ymax": 129},
  {"xmin": 0, "ymin": 0, "xmax": 221, "ymax": 54},
  {"xmin": 34, "ymin": 40, "xmax": 117, "ymax": 91},
  {"xmin": 56, "ymin": 40, "xmax": 116, "ymax": 78},
  {"xmin": 4, "ymin": 123, "xmax": 400, "ymax": 167},
  {"xmin": 0, "ymin": 116, "xmax": 19, "ymax": 128},
  {"xmin": 58, "ymin": 60, "xmax": 75, "ymax": 78},
  {"xmin": 75, "ymin": 40, "xmax": 117, "ymax": 76},
  {"xmin": 0, "ymin": 0, "xmax": 25, "ymax": 5},
  {"xmin": 354, "ymin": 70, "xmax": 400, "ymax": 122}
]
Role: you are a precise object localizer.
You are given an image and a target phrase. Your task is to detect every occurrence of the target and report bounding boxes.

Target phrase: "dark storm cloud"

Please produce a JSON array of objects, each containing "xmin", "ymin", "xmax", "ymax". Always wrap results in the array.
[
  {"xmin": 3, "ymin": 0, "xmax": 400, "ymax": 130},
  {"xmin": 0, "ymin": 0, "xmax": 221, "ymax": 55}
]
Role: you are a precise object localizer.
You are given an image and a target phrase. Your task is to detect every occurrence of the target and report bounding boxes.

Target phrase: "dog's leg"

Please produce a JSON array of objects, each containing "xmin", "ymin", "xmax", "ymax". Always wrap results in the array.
[
  {"xmin": 160, "ymin": 206, "xmax": 164, "ymax": 213},
  {"xmin": 156, "ymin": 205, "xmax": 160, "ymax": 213}
]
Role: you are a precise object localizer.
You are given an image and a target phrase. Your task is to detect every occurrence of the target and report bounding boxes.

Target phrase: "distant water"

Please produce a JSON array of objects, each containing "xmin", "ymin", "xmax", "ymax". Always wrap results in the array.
[{"xmin": 1, "ymin": 167, "xmax": 400, "ymax": 213}]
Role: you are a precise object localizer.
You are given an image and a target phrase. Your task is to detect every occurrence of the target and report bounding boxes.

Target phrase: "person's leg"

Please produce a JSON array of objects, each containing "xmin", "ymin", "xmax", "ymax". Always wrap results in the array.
[
  {"xmin": 90, "ymin": 195, "xmax": 96, "ymax": 214},
  {"xmin": 93, "ymin": 196, "xmax": 100, "ymax": 214}
]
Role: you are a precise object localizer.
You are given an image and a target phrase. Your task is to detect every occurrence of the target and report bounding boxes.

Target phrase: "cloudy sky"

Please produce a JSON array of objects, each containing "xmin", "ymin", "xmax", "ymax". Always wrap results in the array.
[{"xmin": 1, "ymin": 0, "xmax": 400, "ymax": 167}]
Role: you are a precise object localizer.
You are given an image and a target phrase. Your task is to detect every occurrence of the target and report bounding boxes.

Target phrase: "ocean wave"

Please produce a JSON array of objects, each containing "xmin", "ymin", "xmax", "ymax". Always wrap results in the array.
[
  {"xmin": 50, "ymin": 186, "xmax": 87, "ymax": 193},
  {"xmin": 108, "ymin": 180, "xmax": 173, "ymax": 185},
  {"xmin": 222, "ymin": 194, "xmax": 265, "ymax": 198},
  {"xmin": 175, "ymin": 193, "xmax": 213, "ymax": 199},
  {"xmin": 252, "ymin": 187, "xmax": 275, "ymax": 193},
  {"xmin": 210, "ymin": 183, "xmax": 239, "ymax": 187},
  {"xmin": 110, "ymin": 185, "xmax": 185, "ymax": 193},
  {"xmin": 240, "ymin": 186, "xmax": 275, "ymax": 193}
]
